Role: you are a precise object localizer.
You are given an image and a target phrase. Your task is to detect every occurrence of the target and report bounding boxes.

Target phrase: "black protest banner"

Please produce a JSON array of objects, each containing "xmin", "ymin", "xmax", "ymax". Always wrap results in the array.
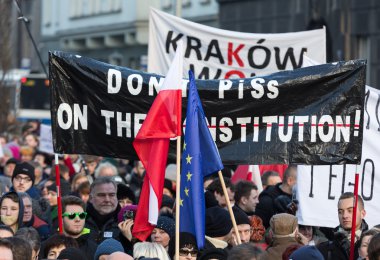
[{"xmin": 49, "ymin": 51, "xmax": 366, "ymax": 165}]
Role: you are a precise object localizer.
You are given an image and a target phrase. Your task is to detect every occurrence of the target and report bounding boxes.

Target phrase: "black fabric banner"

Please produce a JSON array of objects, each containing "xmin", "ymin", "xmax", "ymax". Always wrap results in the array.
[{"xmin": 49, "ymin": 51, "xmax": 366, "ymax": 165}]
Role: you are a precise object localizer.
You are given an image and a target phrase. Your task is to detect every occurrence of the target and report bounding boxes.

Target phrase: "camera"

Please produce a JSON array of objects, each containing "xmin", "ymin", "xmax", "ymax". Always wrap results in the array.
[{"xmin": 123, "ymin": 210, "xmax": 135, "ymax": 220}]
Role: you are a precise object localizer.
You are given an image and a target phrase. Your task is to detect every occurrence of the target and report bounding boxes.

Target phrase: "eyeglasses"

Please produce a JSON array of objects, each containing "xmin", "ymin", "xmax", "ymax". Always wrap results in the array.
[
  {"xmin": 62, "ymin": 212, "xmax": 87, "ymax": 220},
  {"xmin": 14, "ymin": 175, "xmax": 32, "ymax": 183},
  {"xmin": 179, "ymin": 249, "xmax": 198, "ymax": 257}
]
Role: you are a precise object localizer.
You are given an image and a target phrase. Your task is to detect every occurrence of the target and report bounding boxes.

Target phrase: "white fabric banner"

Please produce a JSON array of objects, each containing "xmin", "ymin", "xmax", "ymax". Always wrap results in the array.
[
  {"xmin": 148, "ymin": 8, "xmax": 326, "ymax": 79},
  {"xmin": 39, "ymin": 124, "xmax": 54, "ymax": 154},
  {"xmin": 296, "ymin": 86, "xmax": 380, "ymax": 228}
]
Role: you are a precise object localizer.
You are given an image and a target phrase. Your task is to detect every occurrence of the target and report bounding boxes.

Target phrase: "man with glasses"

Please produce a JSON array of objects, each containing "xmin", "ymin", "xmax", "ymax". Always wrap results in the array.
[
  {"xmin": 10, "ymin": 162, "xmax": 40, "ymax": 199},
  {"xmin": 62, "ymin": 195, "xmax": 97, "ymax": 259},
  {"xmin": 85, "ymin": 177, "xmax": 121, "ymax": 244}
]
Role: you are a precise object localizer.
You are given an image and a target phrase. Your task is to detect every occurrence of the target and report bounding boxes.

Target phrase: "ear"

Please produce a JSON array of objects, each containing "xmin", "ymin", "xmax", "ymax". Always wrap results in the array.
[
  {"xmin": 241, "ymin": 196, "xmax": 248, "ymax": 205},
  {"xmin": 361, "ymin": 209, "xmax": 366, "ymax": 219}
]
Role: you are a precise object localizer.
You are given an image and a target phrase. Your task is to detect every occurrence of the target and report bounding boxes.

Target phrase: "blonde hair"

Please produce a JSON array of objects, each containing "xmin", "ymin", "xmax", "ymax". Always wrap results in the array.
[{"xmin": 133, "ymin": 242, "xmax": 169, "ymax": 260}]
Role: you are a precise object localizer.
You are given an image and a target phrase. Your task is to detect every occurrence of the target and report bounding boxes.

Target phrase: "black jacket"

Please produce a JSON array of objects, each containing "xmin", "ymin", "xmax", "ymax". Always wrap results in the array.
[
  {"xmin": 76, "ymin": 232, "xmax": 98, "ymax": 260},
  {"xmin": 85, "ymin": 202, "xmax": 121, "ymax": 244}
]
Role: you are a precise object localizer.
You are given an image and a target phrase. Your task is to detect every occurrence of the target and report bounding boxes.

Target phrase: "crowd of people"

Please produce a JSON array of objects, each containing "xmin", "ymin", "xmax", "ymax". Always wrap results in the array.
[{"xmin": 0, "ymin": 121, "xmax": 380, "ymax": 260}]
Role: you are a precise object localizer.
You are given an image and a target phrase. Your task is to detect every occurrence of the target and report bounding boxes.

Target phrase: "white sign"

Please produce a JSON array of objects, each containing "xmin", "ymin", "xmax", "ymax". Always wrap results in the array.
[
  {"xmin": 297, "ymin": 86, "xmax": 380, "ymax": 228},
  {"xmin": 0, "ymin": 145, "xmax": 4, "ymax": 158},
  {"xmin": 39, "ymin": 124, "xmax": 54, "ymax": 154},
  {"xmin": 148, "ymin": 8, "xmax": 326, "ymax": 79}
]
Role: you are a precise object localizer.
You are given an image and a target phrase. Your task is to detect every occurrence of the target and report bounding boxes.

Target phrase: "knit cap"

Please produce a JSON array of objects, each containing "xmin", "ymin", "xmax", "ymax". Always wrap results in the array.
[
  {"xmin": 156, "ymin": 216, "xmax": 175, "ymax": 238},
  {"xmin": 289, "ymin": 246, "xmax": 324, "ymax": 260},
  {"xmin": 94, "ymin": 238, "xmax": 124, "ymax": 260},
  {"xmin": 205, "ymin": 206, "xmax": 233, "ymax": 237},
  {"xmin": 12, "ymin": 162, "xmax": 35, "ymax": 185},
  {"xmin": 233, "ymin": 207, "xmax": 250, "ymax": 225}
]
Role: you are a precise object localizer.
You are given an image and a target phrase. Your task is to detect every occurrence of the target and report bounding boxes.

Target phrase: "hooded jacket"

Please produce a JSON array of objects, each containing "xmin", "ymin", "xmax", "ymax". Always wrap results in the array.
[{"xmin": 0, "ymin": 191, "xmax": 24, "ymax": 232}]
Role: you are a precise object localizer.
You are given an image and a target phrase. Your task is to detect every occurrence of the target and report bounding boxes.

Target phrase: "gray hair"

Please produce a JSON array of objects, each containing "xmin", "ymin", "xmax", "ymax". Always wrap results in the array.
[
  {"xmin": 133, "ymin": 242, "xmax": 170, "ymax": 260},
  {"xmin": 90, "ymin": 176, "xmax": 117, "ymax": 194},
  {"xmin": 94, "ymin": 162, "xmax": 118, "ymax": 178}
]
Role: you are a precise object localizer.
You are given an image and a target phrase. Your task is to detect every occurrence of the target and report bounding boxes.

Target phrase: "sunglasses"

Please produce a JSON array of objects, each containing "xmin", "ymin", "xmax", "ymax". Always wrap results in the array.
[
  {"xmin": 62, "ymin": 212, "xmax": 87, "ymax": 220},
  {"xmin": 179, "ymin": 249, "xmax": 198, "ymax": 257}
]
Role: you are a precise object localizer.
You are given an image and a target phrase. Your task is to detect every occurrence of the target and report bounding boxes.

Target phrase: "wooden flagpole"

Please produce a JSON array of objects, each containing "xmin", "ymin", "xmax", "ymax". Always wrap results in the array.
[
  {"xmin": 218, "ymin": 170, "xmax": 241, "ymax": 245},
  {"xmin": 175, "ymin": 137, "xmax": 182, "ymax": 260}
]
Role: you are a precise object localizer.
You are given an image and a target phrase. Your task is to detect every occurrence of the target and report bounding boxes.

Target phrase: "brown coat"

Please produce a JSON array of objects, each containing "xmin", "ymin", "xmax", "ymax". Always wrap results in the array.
[{"xmin": 260, "ymin": 237, "xmax": 302, "ymax": 260}]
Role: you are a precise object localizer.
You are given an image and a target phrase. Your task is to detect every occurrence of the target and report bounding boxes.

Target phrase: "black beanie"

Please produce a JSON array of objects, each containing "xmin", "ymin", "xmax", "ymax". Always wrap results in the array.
[
  {"xmin": 58, "ymin": 247, "xmax": 87, "ymax": 260},
  {"xmin": 233, "ymin": 207, "xmax": 250, "ymax": 225},
  {"xmin": 205, "ymin": 206, "xmax": 233, "ymax": 237},
  {"xmin": 12, "ymin": 162, "xmax": 35, "ymax": 185},
  {"xmin": 198, "ymin": 248, "xmax": 228, "ymax": 260},
  {"xmin": 161, "ymin": 194, "xmax": 174, "ymax": 209},
  {"xmin": 117, "ymin": 183, "xmax": 136, "ymax": 204}
]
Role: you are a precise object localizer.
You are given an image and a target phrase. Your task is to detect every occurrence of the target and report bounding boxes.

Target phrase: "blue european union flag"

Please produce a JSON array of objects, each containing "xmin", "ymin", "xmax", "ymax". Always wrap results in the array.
[{"xmin": 179, "ymin": 70, "xmax": 224, "ymax": 249}]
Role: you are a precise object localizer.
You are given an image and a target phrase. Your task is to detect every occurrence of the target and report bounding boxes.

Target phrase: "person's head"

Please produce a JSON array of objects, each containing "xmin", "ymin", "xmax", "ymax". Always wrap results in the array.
[
  {"xmin": 3, "ymin": 158, "xmax": 19, "ymax": 177},
  {"xmin": 205, "ymin": 206, "xmax": 233, "ymax": 243},
  {"xmin": 261, "ymin": 171, "xmax": 281, "ymax": 189},
  {"xmin": 289, "ymin": 245, "xmax": 324, "ymax": 260},
  {"xmin": 234, "ymin": 180, "xmax": 259, "ymax": 213},
  {"xmin": 0, "ymin": 239, "xmax": 13, "ymax": 260},
  {"xmin": 116, "ymin": 183, "xmax": 136, "ymax": 208},
  {"xmin": 94, "ymin": 238, "xmax": 124, "ymax": 260},
  {"xmin": 298, "ymin": 225, "xmax": 314, "ymax": 243},
  {"xmin": 18, "ymin": 192, "xmax": 33, "ymax": 223},
  {"xmin": 282, "ymin": 165, "xmax": 297, "ymax": 189},
  {"xmin": 89, "ymin": 177, "xmax": 118, "ymax": 215},
  {"xmin": 43, "ymin": 234, "xmax": 78, "ymax": 259},
  {"xmin": 83, "ymin": 155, "xmax": 99, "ymax": 175},
  {"xmin": 163, "ymin": 179, "xmax": 175, "ymax": 198},
  {"xmin": 269, "ymin": 213, "xmax": 298, "ymax": 241},
  {"xmin": 19, "ymin": 146, "xmax": 35, "ymax": 162},
  {"xmin": 151, "ymin": 216, "xmax": 175, "ymax": 249},
  {"xmin": 95, "ymin": 162, "xmax": 118, "ymax": 178},
  {"xmin": 232, "ymin": 208, "xmax": 252, "ymax": 244},
  {"xmin": 57, "ymin": 247, "xmax": 87, "ymax": 260},
  {"xmin": 227, "ymin": 243, "xmax": 263, "ymax": 260},
  {"xmin": 168, "ymin": 232, "xmax": 198, "ymax": 260},
  {"xmin": 51, "ymin": 164, "xmax": 70, "ymax": 181},
  {"xmin": 0, "ymin": 191, "xmax": 23, "ymax": 233},
  {"xmin": 358, "ymin": 229, "xmax": 379, "ymax": 259},
  {"xmin": 27, "ymin": 161, "xmax": 43, "ymax": 184},
  {"xmin": 11, "ymin": 162, "xmax": 35, "ymax": 192},
  {"xmin": 71, "ymin": 173, "xmax": 89, "ymax": 192},
  {"xmin": 206, "ymin": 178, "xmax": 235, "ymax": 208},
  {"xmin": 133, "ymin": 242, "xmax": 170, "ymax": 260},
  {"xmin": 61, "ymin": 196, "xmax": 86, "ymax": 238},
  {"xmin": 23, "ymin": 134, "xmax": 39, "ymax": 148},
  {"xmin": 43, "ymin": 183, "xmax": 58, "ymax": 207},
  {"xmin": 77, "ymin": 181, "xmax": 90, "ymax": 203},
  {"xmin": 134, "ymin": 161, "xmax": 145, "ymax": 177},
  {"xmin": 368, "ymin": 232, "xmax": 380, "ymax": 260},
  {"xmin": 0, "ymin": 224, "xmax": 14, "ymax": 238},
  {"xmin": 160, "ymin": 195, "xmax": 174, "ymax": 215},
  {"xmin": 33, "ymin": 151, "xmax": 50, "ymax": 168},
  {"xmin": 338, "ymin": 192, "xmax": 366, "ymax": 231},
  {"xmin": 106, "ymin": 252, "xmax": 133, "ymax": 260},
  {"xmin": 15, "ymin": 227, "xmax": 41, "ymax": 260},
  {"xmin": 5, "ymin": 236, "xmax": 33, "ymax": 260}
]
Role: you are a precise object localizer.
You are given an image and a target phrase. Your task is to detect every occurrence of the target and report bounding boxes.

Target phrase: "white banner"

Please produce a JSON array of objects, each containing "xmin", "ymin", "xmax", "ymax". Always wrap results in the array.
[
  {"xmin": 148, "ymin": 8, "xmax": 326, "ymax": 79},
  {"xmin": 39, "ymin": 124, "xmax": 54, "ymax": 154},
  {"xmin": 297, "ymin": 86, "xmax": 380, "ymax": 228},
  {"xmin": 0, "ymin": 145, "xmax": 4, "ymax": 158}
]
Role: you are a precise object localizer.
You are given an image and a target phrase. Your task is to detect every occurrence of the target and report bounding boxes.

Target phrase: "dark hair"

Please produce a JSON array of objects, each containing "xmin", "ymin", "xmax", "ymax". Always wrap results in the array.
[
  {"xmin": 227, "ymin": 243, "xmax": 263, "ymax": 260},
  {"xmin": 368, "ymin": 232, "xmax": 380, "ymax": 260},
  {"xmin": 77, "ymin": 181, "xmax": 90, "ymax": 195},
  {"xmin": 1, "ymin": 192, "xmax": 20, "ymax": 204},
  {"xmin": 206, "ymin": 177, "xmax": 234, "ymax": 195},
  {"xmin": 62, "ymin": 195, "xmax": 86, "ymax": 212},
  {"xmin": 50, "ymin": 164, "xmax": 69, "ymax": 180},
  {"xmin": 338, "ymin": 192, "xmax": 364, "ymax": 210},
  {"xmin": 0, "ymin": 224, "xmax": 15, "ymax": 236},
  {"xmin": 42, "ymin": 234, "xmax": 79, "ymax": 258},
  {"xmin": 0, "ymin": 238, "xmax": 12, "ymax": 251},
  {"xmin": 261, "ymin": 171, "xmax": 280, "ymax": 186},
  {"xmin": 90, "ymin": 176, "xmax": 117, "ymax": 194},
  {"xmin": 283, "ymin": 165, "xmax": 297, "ymax": 183},
  {"xmin": 15, "ymin": 227, "xmax": 41, "ymax": 252},
  {"xmin": 358, "ymin": 230, "xmax": 379, "ymax": 251},
  {"xmin": 234, "ymin": 180, "xmax": 257, "ymax": 203},
  {"xmin": 5, "ymin": 236, "xmax": 33, "ymax": 260}
]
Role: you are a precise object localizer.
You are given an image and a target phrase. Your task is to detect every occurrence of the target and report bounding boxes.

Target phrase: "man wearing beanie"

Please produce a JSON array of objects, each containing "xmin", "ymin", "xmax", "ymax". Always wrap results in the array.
[
  {"xmin": 203, "ymin": 206, "xmax": 233, "ymax": 251},
  {"xmin": 231, "ymin": 207, "xmax": 252, "ymax": 245},
  {"xmin": 261, "ymin": 213, "xmax": 303, "ymax": 260},
  {"xmin": 10, "ymin": 162, "xmax": 40, "ymax": 199}
]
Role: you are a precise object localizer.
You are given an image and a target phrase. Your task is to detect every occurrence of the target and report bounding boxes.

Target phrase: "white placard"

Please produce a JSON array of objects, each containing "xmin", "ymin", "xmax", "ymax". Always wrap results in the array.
[{"xmin": 39, "ymin": 124, "xmax": 54, "ymax": 154}]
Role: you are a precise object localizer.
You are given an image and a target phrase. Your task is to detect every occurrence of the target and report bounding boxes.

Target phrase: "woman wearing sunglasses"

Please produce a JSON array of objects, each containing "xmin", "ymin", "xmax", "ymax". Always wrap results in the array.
[{"xmin": 61, "ymin": 195, "xmax": 98, "ymax": 260}]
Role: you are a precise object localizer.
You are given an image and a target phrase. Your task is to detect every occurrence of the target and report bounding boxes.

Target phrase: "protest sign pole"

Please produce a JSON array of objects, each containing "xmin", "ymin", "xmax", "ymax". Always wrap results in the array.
[
  {"xmin": 175, "ymin": 137, "xmax": 182, "ymax": 260},
  {"xmin": 349, "ymin": 168, "xmax": 359, "ymax": 260},
  {"xmin": 218, "ymin": 170, "xmax": 241, "ymax": 244},
  {"xmin": 55, "ymin": 154, "xmax": 63, "ymax": 234}
]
